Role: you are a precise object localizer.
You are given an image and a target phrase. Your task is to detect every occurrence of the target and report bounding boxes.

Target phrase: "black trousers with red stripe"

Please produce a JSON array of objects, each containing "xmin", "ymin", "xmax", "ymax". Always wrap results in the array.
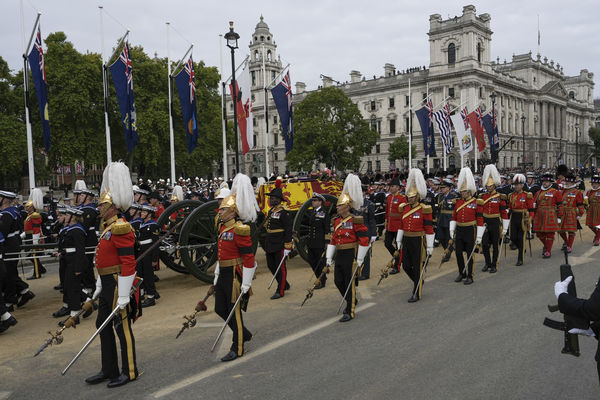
[
  {"xmin": 334, "ymin": 248, "xmax": 358, "ymax": 317},
  {"xmin": 266, "ymin": 250, "xmax": 288, "ymax": 296},
  {"xmin": 455, "ymin": 225, "xmax": 475, "ymax": 279}
]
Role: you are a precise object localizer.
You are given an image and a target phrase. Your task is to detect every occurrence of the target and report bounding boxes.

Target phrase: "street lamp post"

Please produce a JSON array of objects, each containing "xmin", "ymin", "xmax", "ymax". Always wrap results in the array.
[
  {"xmin": 489, "ymin": 92, "xmax": 497, "ymax": 163},
  {"xmin": 575, "ymin": 122, "xmax": 580, "ymax": 167},
  {"xmin": 225, "ymin": 21, "xmax": 240, "ymax": 174},
  {"xmin": 521, "ymin": 115, "xmax": 526, "ymax": 165}
]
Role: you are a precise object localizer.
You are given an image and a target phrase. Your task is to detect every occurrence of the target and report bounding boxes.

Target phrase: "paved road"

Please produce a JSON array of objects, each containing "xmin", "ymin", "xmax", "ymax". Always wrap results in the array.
[{"xmin": 2, "ymin": 235, "xmax": 599, "ymax": 399}]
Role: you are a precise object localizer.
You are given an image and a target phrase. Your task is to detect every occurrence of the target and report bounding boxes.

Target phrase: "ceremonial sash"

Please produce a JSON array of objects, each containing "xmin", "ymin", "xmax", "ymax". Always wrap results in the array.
[
  {"xmin": 334, "ymin": 215, "xmax": 353, "ymax": 232},
  {"xmin": 482, "ymin": 193, "xmax": 499, "ymax": 206},
  {"xmin": 456, "ymin": 198, "xmax": 475, "ymax": 213},
  {"xmin": 402, "ymin": 204, "xmax": 423, "ymax": 219}
]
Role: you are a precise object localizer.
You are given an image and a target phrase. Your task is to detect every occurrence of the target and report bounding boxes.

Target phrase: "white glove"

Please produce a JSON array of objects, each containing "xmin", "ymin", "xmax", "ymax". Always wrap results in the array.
[
  {"xmin": 568, "ymin": 327, "xmax": 596, "ymax": 337},
  {"xmin": 92, "ymin": 275, "xmax": 102, "ymax": 300},
  {"xmin": 20, "ymin": 232, "xmax": 26, "ymax": 240},
  {"xmin": 326, "ymin": 244, "xmax": 336, "ymax": 266},
  {"xmin": 396, "ymin": 230, "xmax": 404, "ymax": 248},
  {"xmin": 449, "ymin": 221, "xmax": 457, "ymax": 239},
  {"xmin": 554, "ymin": 275, "xmax": 573, "ymax": 299},
  {"xmin": 426, "ymin": 234, "xmax": 434, "ymax": 256},
  {"xmin": 476, "ymin": 225, "xmax": 485, "ymax": 245},
  {"xmin": 283, "ymin": 249, "xmax": 291, "ymax": 257},
  {"xmin": 502, "ymin": 219, "xmax": 509, "ymax": 233},
  {"xmin": 32, "ymin": 233, "xmax": 40, "ymax": 245},
  {"xmin": 356, "ymin": 245, "xmax": 369, "ymax": 267},
  {"xmin": 370, "ymin": 236, "xmax": 377, "ymax": 244},
  {"xmin": 557, "ymin": 218, "xmax": 562, "ymax": 226},
  {"xmin": 241, "ymin": 263, "xmax": 256, "ymax": 294},
  {"xmin": 117, "ymin": 274, "xmax": 136, "ymax": 309},
  {"xmin": 213, "ymin": 261, "xmax": 220, "ymax": 286}
]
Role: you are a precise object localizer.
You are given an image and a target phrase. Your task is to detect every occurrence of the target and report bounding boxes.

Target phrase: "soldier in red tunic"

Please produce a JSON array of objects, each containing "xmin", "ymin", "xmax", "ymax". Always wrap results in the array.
[
  {"xmin": 559, "ymin": 173, "xmax": 585, "ymax": 253},
  {"xmin": 508, "ymin": 174, "xmax": 534, "ymax": 265},
  {"xmin": 450, "ymin": 167, "xmax": 484, "ymax": 285},
  {"xmin": 85, "ymin": 162, "xmax": 139, "ymax": 388},
  {"xmin": 479, "ymin": 165, "xmax": 509, "ymax": 272},
  {"xmin": 326, "ymin": 174, "xmax": 370, "ymax": 322},
  {"xmin": 532, "ymin": 172, "xmax": 563, "ymax": 258},
  {"xmin": 210, "ymin": 173, "xmax": 257, "ymax": 362},
  {"xmin": 22, "ymin": 188, "xmax": 46, "ymax": 279},
  {"xmin": 585, "ymin": 175, "xmax": 600, "ymax": 245},
  {"xmin": 384, "ymin": 177, "xmax": 407, "ymax": 274},
  {"xmin": 395, "ymin": 169, "xmax": 434, "ymax": 302}
]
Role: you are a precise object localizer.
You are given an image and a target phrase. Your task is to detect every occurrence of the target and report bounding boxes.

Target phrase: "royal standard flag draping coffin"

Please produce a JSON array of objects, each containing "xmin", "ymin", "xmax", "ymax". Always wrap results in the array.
[
  {"xmin": 229, "ymin": 63, "xmax": 253, "ymax": 155},
  {"xmin": 174, "ymin": 56, "xmax": 199, "ymax": 153},
  {"xmin": 450, "ymin": 108, "xmax": 473, "ymax": 156},
  {"xmin": 109, "ymin": 42, "xmax": 138, "ymax": 152},
  {"xmin": 271, "ymin": 71, "xmax": 294, "ymax": 153},
  {"xmin": 28, "ymin": 25, "xmax": 50, "ymax": 152},
  {"xmin": 415, "ymin": 99, "xmax": 436, "ymax": 157}
]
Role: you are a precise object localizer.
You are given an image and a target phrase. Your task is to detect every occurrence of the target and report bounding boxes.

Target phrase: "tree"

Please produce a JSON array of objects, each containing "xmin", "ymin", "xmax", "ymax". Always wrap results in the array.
[
  {"xmin": 286, "ymin": 86, "xmax": 378, "ymax": 171},
  {"xmin": 388, "ymin": 135, "xmax": 416, "ymax": 165},
  {"xmin": 589, "ymin": 127, "xmax": 600, "ymax": 156}
]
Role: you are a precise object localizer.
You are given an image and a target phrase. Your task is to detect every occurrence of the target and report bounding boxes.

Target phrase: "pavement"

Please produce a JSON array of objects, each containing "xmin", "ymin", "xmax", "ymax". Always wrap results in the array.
[{"xmin": 1, "ymin": 230, "xmax": 600, "ymax": 399}]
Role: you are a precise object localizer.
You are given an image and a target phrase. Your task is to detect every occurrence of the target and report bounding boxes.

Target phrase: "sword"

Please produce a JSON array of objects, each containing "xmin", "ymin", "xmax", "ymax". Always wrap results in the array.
[
  {"xmin": 411, "ymin": 253, "xmax": 432, "ymax": 299},
  {"xmin": 461, "ymin": 244, "xmax": 479, "ymax": 276},
  {"xmin": 337, "ymin": 260, "xmax": 362, "ymax": 315},
  {"xmin": 301, "ymin": 266, "xmax": 329, "ymax": 307},
  {"xmin": 267, "ymin": 254, "xmax": 288, "ymax": 290},
  {"xmin": 61, "ymin": 278, "xmax": 143, "ymax": 375},
  {"xmin": 377, "ymin": 250, "xmax": 400, "ymax": 285},
  {"xmin": 211, "ymin": 290, "xmax": 245, "ymax": 352},
  {"xmin": 176, "ymin": 286, "xmax": 215, "ymax": 339}
]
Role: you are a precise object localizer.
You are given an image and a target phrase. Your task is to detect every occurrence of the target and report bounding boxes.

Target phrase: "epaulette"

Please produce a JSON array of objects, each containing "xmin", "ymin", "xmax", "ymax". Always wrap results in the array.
[
  {"xmin": 476, "ymin": 198, "xmax": 484, "ymax": 206},
  {"xmin": 500, "ymin": 194, "xmax": 507, "ymax": 201},
  {"xmin": 421, "ymin": 205, "xmax": 432, "ymax": 214},
  {"xmin": 526, "ymin": 192, "xmax": 533, "ymax": 199},
  {"xmin": 234, "ymin": 222, "xmax": 251, "ymax": 236},
  {"xmin": 399, "ymin": 202, "xmax": 407, "ymax": 209},
  {"xmin": 111, "ymin": 219, "xmax": 132, "ymax": 235},
  {"xmin": 353, "ymin": 215, "xmax": 364, "ymax": 225},
  {"xmin": 30, "ymin": 212, "xmax": 41, "ymax": 219},
  {"xmin": 452, "ymin": 199, "xmax": 457, "ymax": 205}
]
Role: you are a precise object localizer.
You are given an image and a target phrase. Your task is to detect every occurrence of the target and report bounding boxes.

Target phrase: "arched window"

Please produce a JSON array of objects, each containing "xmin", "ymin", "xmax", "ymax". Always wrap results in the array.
[
  {"xmin": 569, "ymin": 91, "xmax": 575, "ymax": 99},
  {"xmin": 448, "ymin": 43, "xmax": 456, "ymax": 64},
  {"xmin": 477, "ymin": 42, "xmax": 482, "ymax": 62},
  {"xmin": 267, "ymin": 50, "xmax": 272, "ymax": 61},
  {"xmin": 254, "ymin": 50, "xmax": 259, "ymax": 60}
]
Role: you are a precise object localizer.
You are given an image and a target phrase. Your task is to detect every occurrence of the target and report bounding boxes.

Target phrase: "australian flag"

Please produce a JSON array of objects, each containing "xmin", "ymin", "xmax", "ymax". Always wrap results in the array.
[
  {"xmin": 109, "ymin": 42, "xmax": 138, "ymax": 152},
  {"xmin": 27, "ymin": 25, "xmax": 50, "ymax": 152},
  {"xmin": 271, "ymin": 71, "xmax": 293, "ymax": 153},
  {"xmin": 415, "ymin": 99, "xmax": 435, "ymax": 157},
  {"xmin": 482, "ymin": 109, "xmax": 500, "ymax": 162},
  {"xmin": 174, "ymin": 56, "xmax": 199, "ymax": 153}
]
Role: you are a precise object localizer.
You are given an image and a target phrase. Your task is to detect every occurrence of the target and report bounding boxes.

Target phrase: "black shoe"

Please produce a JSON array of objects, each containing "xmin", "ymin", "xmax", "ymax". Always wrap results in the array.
[
  {"xmin": 509, "ymin": 243, "xmax": 517, "ymax": 250},
  {"xmin": 17, "ymin": 291, "xmax": 35, "ymax": 307},
  {"xmin": 26, "ymin": 274, "xmax": 41, "ymax": 280},
  {"xmin": 0, "ymin": 316, "xmax": 18, "ymax": 333},
  {"xmin": 6, "ymin": 305, "xmax": 14, "ymax": 312},
  {"xmin": 107, "ymin": 373, "xmax": 131, "ymax": 388},
  {"xmin": 40, "ymin": 266, "xmax": 47, "ymax": 274},
  {"xmin": 54, "ymin": 284, "xmax": 62, "ymax": 291},
  {"xmin": 442, "ymin": 254, "xmax": 451, "ymax": 263},
  {"xmin": 82, "ymin": 301, "xmax": 98, "ymax": 319},
  {"xmin": 339, "ymin": 313, "xmax": 352, "ymax": 322},
  {"xmin": 454, "ymin": 274, "xmax": 464, "ymax": 283},
  {"xmin": 221, "ymin": 351, "xmax": 239, "ymax": 362},
  {"xmin": 154, "ymin": 291, "xmax": 161, "ymax": 300},
  {"xmin": 516, "ymin": 260, "xmax": 523, "ymax": 266},
  {"xmin": 389, "ymin": 268, "xmax": 399, "ymax": 275},
  {"xmin": 58, "ymin": 316, "xmax": 80, "ymax": 327},
  {"xmin": 482, "ymin": 265, "xmax": 489, "ymax": 272},
  {"xmin": 408, "ymin": 295, "xmax": 420, "ymax": 303},
  {"xmin": 489, "ymin": 267, "xmax": 497, "ymax": 273},
  {"xmin": 561, "ymin": 243, "xmax": 568, "ymax": 251},
  {"xmin": 285, "ymin": 282, "xmax": 290, "ymax": 290},
  {"xmin": 270, "ymin": 292, "xmax": 283, "ymax": 300},
  {"xmin": 52, "ymin": 306, "xmax": 69, "ymax": 318},
  {"xmin": 154, "ymin": 275, "xmax": 160, "ymax": 282},
  {"xmin": 85, "ymin": 371, "xmax": 109, "ymax": 385},
  {"xmin": 141, "ymin": 297, "xmax": 156, "ymax": 308},
  {"xmin": 314, "ymin": 283, "xmax": 325, "ymax": 290},
  {"xmin": 463, "ymin": 278, "xmax": 474, "ymax": 285}
]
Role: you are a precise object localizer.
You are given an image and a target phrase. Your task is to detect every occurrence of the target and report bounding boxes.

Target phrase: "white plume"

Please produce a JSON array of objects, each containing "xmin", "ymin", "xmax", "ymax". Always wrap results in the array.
[
  {"xmin": 406, "ymin": 169, "xmax": 427, "ymax": 199},
  {"xmin": 172, "ymin": 185, "xmax": 184, "ymax": 201},
  {"xmin": 256, "ymin": 177, "xmax": 266, "ymax": 188},
  {"xmin": 342, "ymin": 173, "xmax": 363, "ymax": 209},
  {"xmin": 457, "ymin": 167, "xmax": 476, "ymax": 195},
  {"xmin": 482, "ymin": 164, "xmax": 501, "ymax": 186},
  {"xmin": 29, "ymin": 188, "xmax": 44, "ymax": 211},
  {"xmin": 74, "ymin": 179, "xmax": 87, "ymax": 191},
  {"xmin": 100, "ymin": 162, "xmax": 133, "ymax": 211},
  {"xmin": 513, "ymin": 173, "xmax": 526, "ymax": 184},
  {"xmin": 219, "ymin": 181, "xmax": 229, "ymax": 190},
  {"xmin": 231, "ymin": 173, "xmax": 259, "ymax": 222}
]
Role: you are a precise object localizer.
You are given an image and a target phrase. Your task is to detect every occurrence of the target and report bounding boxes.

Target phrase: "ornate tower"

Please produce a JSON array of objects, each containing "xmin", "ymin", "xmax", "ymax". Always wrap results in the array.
[{"xmin": 248, "ymin": 15, "xmax": 283, "ymax": 91}]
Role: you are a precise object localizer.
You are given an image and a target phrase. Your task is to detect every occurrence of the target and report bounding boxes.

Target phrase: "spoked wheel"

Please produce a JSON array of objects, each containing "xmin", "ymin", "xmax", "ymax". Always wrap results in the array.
[
  {"xmin": 156, "ymin": 200, "xmax": 204, "ymax": 274},
  {"xmin": 292, "ymin": 194, "xmax": 338, "ymax": 262},
  {"xmin": 179, "ymin": 200, "xmax": 260, "ymax": 283}
]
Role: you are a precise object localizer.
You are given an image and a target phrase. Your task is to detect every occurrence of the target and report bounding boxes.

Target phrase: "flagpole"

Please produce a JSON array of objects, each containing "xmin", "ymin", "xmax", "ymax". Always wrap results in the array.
[
  {"xmin": 98, "ymin": 6, "xmax": 112, "ymax": 165},
  {"xmin": 21, "ymin": 2, "xmax": 39, "ymax": 192},
  {"xmin": 262, "ymin": 44, "xmax": 269, "ymax": 178},
  {"xmin": 459, "ymin": 93, "xmax": 464, "ymax": 169},
  {"xmin": 408, "ymin": 78, "xmax": 412, "ymax": 170},
  {"xmin": 166, "ymin": 22, "xmax": 176, "ymax": 184},
  {"xmin": 473, "ymin": 97, "xmax": 478, "ymax": 172},
  {"xmin": 426, "ymin": 82, "xmax": 430, "ymax": 174},
  {"xmin": 219, "ymin": 34, "xmax": 228, "ymax": 181}
]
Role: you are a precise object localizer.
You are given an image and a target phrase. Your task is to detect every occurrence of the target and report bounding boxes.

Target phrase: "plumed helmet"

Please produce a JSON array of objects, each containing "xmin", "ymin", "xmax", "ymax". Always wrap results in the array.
[
  {"xmin": 99, "ymin": 162, "xmax": 133, "ymax": 212},
  {"xmin": 457, "ymin": 167, "xmax": 476, "ymax": 195},
  {"xmin": 171, "ymin": 185, "xmax": 184, "ymax": 202},
  {"xmin": 338, "ymin": 173, "xmax": 363, "ymax": 209},
  {"xmin": 512, "ymin": 173, "xmax": 526, "ymax": 184},
  {"xmin": 26, "ymin": 188, "xmax": 44, "ymax": 211},
  {"xmin": 405, "ymin": 169, "xmax": 427, "ymax": 199},
  {"xmin": 482, "ymin": 164, "xmax": 501, "ymax": 187},
  {"xmin": 231, "ymin": 173, "xmax": 259, "ymax": 222}
]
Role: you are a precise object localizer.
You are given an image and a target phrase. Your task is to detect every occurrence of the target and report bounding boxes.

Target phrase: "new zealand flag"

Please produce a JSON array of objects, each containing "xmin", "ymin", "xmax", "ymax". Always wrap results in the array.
[
  {"xmin": 27, "ymin": 25, "xmax": 50, "ymax": 152},
  {"xmin": 109, "ymin": 42, "xmax": 138, "ymax": 152},
  {"xmin": 415, "ymin": 99, "xmax": 436, "ymax": 157},
  {"xmin": 174, "ymin": 56, "xmax": 199, "ymax": 153},
  {"xmin": 271, "ymin": 71, "xmax": 293, "ymax": 153}
]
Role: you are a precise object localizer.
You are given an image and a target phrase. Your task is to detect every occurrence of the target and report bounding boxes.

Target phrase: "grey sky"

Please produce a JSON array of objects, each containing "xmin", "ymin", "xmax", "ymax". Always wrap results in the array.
[{"xmin": 2, "ymin": 0, "xmax": 599, "ymax": 96}]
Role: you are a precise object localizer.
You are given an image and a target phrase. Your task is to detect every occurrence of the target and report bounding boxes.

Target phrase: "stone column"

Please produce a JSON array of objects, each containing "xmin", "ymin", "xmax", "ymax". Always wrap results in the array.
[{"xmin": 541, "ymin": 102, "xmax": 547, "ymax": 136}]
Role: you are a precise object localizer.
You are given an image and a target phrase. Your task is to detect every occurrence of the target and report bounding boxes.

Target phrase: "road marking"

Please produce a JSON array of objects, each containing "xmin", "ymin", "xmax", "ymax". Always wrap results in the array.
[
  {"xmin": 0, "ymin": 392, "xmax": 11, "ymax": 400},
  {"xmin": 581, "ymin": 245, "xmax": 600, "ymax": 259},
  {"xmin": 151, "ymin": 302, "xmax": 376, "ymax": 398}
]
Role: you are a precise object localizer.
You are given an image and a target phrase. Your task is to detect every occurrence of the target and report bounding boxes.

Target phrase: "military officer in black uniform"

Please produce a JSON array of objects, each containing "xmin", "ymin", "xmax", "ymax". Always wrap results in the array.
[
  {"xmin": 436, "ymin": 178, "xmax": 458, "ymax": 261},
  {"xmin": 79, "ymin": 189, "xmax": 99, "ymax": 298},
  {"xmin": 358, "ymin": 185, "xmax": 377, "ymax": 280},
  {"xmin": 0, "ymin": 190, "xmax": 18, "ymax": 332},
  {"xmin": 264, "ymin": 185, "xmax": 293, "ymax": 299},
  {"xmin": 138, "ymin": 204, "xmax": 160, "ymax": 307},
  {"xmin": 305, "ymin": 193, "xmax": 330, "ymax": 288},
  {"xmin": 525, "ymin": 172, "xmax": 539, "ymax": 196}
]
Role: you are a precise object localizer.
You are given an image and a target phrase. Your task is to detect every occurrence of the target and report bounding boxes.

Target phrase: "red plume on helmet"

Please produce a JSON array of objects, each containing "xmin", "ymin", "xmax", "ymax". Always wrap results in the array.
[{"xmin": 275, "ymin": 177, "xmax": 283, "ymax": 188}]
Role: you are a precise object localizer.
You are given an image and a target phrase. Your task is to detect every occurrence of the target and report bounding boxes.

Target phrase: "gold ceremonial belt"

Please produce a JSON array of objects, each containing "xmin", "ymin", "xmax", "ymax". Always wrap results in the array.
[
  {"xmin": 511, "ymin": 209, "xmax": 528, "ymax": 213},
  {"xmin": 483, "ymin": 213, "xmax": 500, "ymax": 218},
  {"xmin": 404, "ymin": 231, "xmax": 425, "ymax": 237},
  {"xmin": 457, "ymin": 221, "xmax": 476, "ymax": 227},
  {"xmin": 267, "ymin": 229, "xmax": 284, "ymax": 233},
  {"xmin": 97, "ymin": 265, "xmax": 121, "ymax": 276},
  {"xmin": 336, "ymin": 243, "xmax": 358, "ymax": 250},
  {"xmin": 440, "ymin": 210, "xmax": 453, "ymax": 214},
  {"xmin": 219, "ymin": 258, "xmax": 242, "ymax": 267}
]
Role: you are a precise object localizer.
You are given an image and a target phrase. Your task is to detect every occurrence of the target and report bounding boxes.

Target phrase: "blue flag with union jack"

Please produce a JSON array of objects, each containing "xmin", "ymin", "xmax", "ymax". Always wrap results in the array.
[
  {"xmin": 109, "ymin": 42, "xmax": 138, "ymax": 152},
  {"xmin": 271, "ymin": 71, "xmax": 293, "ymax": 153},
  {"xmin": 174, "ymin": 56, "xmax": 199, "ymax": 154},
  {"xmin": 27, "ymin": 25, "xmax": 50, "ymax": 152},
  {"xmin": 415, "ymin": 99, "xmax": 436, "ymax": 157},
  {"xmin": 481, "ymin": 110, "xmax": 499, "ymax": 152}
]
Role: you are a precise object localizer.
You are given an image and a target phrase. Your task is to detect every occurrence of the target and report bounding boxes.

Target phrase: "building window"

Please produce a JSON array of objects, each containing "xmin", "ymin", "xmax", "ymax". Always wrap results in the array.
[
  {"xmin": 479, "ymin": 87, "xmax": 483, "ymax": 98},
  {"xmin": 569, "ymin": 91, "xmax": 575, "ymax": 99},
  {"xmin": 376, "ymin": 160, "xmax": 381, "ymax": 171},
  {"xmin": 254, "ymin": 50, "xmax": 259, "ymax": 60},
  {"xmin": 448, "ymin": 43, "xmax": 456, "ymax": 64},
  {"xmin": 367, "ymin": 161, "xmax": 373, "ymax": 172},
  {"xmin": 449, "ymin": 88, "xmax": 455, "ymax": 98},
  {"xmin": 253, "ymin": 117, "xmax": 257, "ymax": 127},
  {"xmin": 253, "ymin": 134, "xmax": 257, "ymax": 146},
  {"xmin": 267, "ymin": 50, "xmax": 272, "ymax": 61},
  {"xmin": 273, "ymin": 116, "xmax": 278, "ymax": 124},
  {"xmin": 376, "ymin": 144, "xmax": 381, "ymax": 154},
  {"xmin": 370, "ymin": 117, "xmax": 377, "ymax": 130},
  {"xmin": 274, "ymin": 152, "xmax": 278, "ymax": 160},
  {"xmin": 252, "ymin": 71, "xmax": 256, "ymax": 86},
  {"xmin": 271, "ymin": 71, "xmax": 276, "ymax": 81},
  {"xmin": 370, "ymin": 101, "xmax": 376, "ymax": 111},
  {"xmin": 405, "ymin": 96, "xmax": 409, "ymax": 106},
  {"xmin": 260, "ymin": 36, "xmax": 264, "ymax": 41},
  {"xmin": 477, "ymin": 42, "xmax": 482, "ymax": 62},
  {"xmin": 389, "ymin": 119, "xmax": 396, "ymax": 134},
  {"xmin": 405, "ymin": 117, "xmax": 410, "ymax": 132},
  {"xmin": 377, "ymin": 120, "xmax": 381, "ymax": 133},
  {"xmin": 389, "ymin": 97, "xmax": 395, "ymax": 108},
  {"xmin": 422, "ymin": 92, "xmax": 427, "ymax": 100},
  {"xmin": 274, "ymin": 132, "xmax": 279, "ymax": 145}
]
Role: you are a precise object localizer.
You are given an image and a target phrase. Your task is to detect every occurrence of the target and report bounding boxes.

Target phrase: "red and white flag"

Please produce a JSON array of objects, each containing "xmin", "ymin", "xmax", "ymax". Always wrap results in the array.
[{"xmin": 230, "ymin": 63, "xmax": 254, "ymax": 154}]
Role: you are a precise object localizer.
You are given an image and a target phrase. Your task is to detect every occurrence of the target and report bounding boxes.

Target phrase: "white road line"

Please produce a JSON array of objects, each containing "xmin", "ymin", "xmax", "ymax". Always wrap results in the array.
[
  {"xmin": 215, "ymin": 330, "xmax": 233, "ymax": 360},
  {"xmin": 151, "ymin": 302, "xmax": 376, "ymax": 399},
  {"xmin": 581, "ymin": 245, "xmax": 600, "ymax": 259},
  {"xmin": 0, "ymin": 392, "xmax": 11, "ymax": 400}
]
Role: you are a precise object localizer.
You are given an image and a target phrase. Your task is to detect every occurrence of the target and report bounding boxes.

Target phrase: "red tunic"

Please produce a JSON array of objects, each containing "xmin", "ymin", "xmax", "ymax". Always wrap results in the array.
[
  {"xmin": 533, "ymin": 187, "xmax": 563, "ymax": 232},
  {"xmin": 330, "ymin": 215, "xmax": 370, "ymax": 248},
  {"xmin": 509, "ymin": 191, "xmax": 534, "ymax": 220},
  {"xmin": 155, "ymin": 203, "xmax": 165, "ymax": 219},
  {"xmin": 585, "ymin": 189, "xmax": 600, "ymax": 227},
  {"xmin": 95, "ymin": 217, "xmax": 137, "ymax": 277},
  {"xmin": 479, "ymin": 191, "xmax": 509, "ymax": 220},
  {"xmin": 451, "ymin": 197, "xmax": 484, "ymax": 226},
  {"xmin": 385, "ymin": 193, "xmax": 407, "ymax": 232},
  {"xmin": 217, "ymin": 220, "xmax": 254, "ymax": 270},
  {"xmin": 398, "ymin": 203, "xmax": 434, "ymax": 235},
  {"xmin": 559, "ymin": 188, "xmax": 584, "ymax": 232},
  {"xmin": 24, "ymin": 212, "xmax": 42, "ymax": 235}
]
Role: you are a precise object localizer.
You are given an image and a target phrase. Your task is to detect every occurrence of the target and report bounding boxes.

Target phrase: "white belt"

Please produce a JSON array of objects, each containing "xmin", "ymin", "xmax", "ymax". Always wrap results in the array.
[
  {"xmin": 88, "ymin": 227, "xmax": 95, "ymax": 231},
  {"xmin": 0, "ymin": 254, "xmax": 3, "ymax": 259},
  {"xmin": 139, "ymin": 239, "xmax": 152, "ymax": 245},
  {"xmin": 64, "ymin": 248, "xmax": 76, "ymax": 253},
  {"xmin": 7, "ymin": 232, "xmax": 19, "ymax": 238}
]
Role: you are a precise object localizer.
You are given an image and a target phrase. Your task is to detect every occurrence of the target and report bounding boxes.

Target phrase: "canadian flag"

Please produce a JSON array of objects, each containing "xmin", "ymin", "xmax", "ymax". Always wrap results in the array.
[{"xmin": 229, "ymin": 63, "xmax": 254, "ymax": 154}]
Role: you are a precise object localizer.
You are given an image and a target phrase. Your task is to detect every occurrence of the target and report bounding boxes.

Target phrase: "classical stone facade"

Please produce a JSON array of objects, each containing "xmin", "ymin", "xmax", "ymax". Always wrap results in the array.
[{"xmin": 224, "ymin": 6, "xmax": 597, "ymax": 177}]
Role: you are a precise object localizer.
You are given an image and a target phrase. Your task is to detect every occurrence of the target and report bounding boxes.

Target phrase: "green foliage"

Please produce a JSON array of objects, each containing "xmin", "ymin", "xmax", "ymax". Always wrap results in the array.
[
  {"xmin": 287, "ymin": 86, "xmax": 378, "ymax": 171},
  {"xmin": 388, "ymin": 135, "xmax": 416, "ymax": 164},
  {"xmin": 589, "ymin": 127, "xmax": 600, "ymax": 155}
]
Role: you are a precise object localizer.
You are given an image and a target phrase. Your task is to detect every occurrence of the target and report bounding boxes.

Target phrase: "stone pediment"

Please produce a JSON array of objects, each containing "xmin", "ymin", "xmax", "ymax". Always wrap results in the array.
[{"xmin": 540, "ymin": 80, "xmax": 568, "ymax": 99}]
